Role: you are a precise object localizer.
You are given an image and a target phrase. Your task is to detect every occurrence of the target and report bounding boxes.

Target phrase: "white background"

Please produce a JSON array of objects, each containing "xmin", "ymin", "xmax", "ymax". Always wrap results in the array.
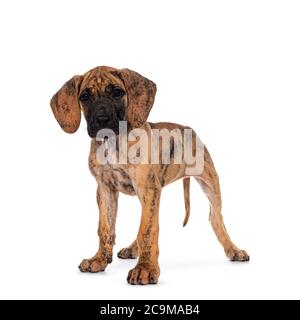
[{"xmin": 0, "ymin": 0, "xmax": 299, "ymax": 299}]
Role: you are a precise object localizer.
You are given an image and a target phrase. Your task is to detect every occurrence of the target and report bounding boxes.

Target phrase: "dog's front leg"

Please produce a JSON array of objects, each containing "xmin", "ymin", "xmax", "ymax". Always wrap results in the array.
[
  {"xmin": 127, "ymin": 169, "xmax": 161, "ymax": 285},
  {"xmin": 79, "ymin": 184, "xmax": 119, "ymax": 273}
]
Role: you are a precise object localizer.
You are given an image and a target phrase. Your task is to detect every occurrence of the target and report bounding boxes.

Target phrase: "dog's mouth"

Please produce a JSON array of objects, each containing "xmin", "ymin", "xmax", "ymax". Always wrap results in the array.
[
  {"xmin": 87, "ymin": 122, "xmax": 120, "ymax": 138},
  {"xmin": 86, "ymin": 105, "xmax": 125, "ymax": 138}
]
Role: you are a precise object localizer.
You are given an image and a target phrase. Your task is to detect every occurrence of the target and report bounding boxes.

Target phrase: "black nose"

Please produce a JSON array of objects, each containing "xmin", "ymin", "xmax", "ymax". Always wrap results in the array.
[{"xmin": 96, "ymin": 110, "xmax": 109, "ymax": 123}]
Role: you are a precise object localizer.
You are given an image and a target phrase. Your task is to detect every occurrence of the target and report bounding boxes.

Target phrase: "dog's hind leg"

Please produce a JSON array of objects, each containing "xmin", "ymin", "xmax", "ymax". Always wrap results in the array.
[
  {"xmin": 194, "ymin": 147, "xmax": 249, "ymax": 262},
  {"xmin": 117, "ymin": 240, "xmax": 138, "ymax": 259}
]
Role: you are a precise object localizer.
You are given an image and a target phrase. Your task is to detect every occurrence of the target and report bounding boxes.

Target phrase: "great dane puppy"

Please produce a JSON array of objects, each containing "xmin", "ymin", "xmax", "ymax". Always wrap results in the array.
[{"xmin": 50, "ymin": 66, "xmax": 249, "ymax": 285}]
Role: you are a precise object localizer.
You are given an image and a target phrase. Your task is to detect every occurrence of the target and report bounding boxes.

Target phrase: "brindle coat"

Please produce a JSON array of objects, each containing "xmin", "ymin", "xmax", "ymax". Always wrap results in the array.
[{"xmin": 50, "ymin": 66, "xmax": 249, "ymax": 285}]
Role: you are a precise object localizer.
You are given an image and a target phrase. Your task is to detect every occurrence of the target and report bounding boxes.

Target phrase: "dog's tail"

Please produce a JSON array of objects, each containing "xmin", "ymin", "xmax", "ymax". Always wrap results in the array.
[{"xmin": 183, "ymin": 177, "xmax": 190, "ymax": 227}]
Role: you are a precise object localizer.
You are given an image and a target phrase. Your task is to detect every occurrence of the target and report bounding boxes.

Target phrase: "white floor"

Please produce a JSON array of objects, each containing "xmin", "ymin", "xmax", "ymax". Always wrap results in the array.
[{"xmin": 1, "ymin": 179, "xmax": 298, "ymax": 300}]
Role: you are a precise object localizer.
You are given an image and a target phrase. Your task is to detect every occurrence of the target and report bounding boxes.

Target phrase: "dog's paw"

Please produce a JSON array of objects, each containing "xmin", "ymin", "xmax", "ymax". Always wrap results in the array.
[
  {"xmin": 225, "ymin": 247, "xmax": 250, "ymax": 262},
  {"xmin": 117, "ymin": 247, "xmax": 138, "ymax": 259},
  {"xmin": 78, "ymin": 257, "xmax": 108, "ymax": 273},
  {"xmin": 127, "ymin": 263, "xmax": 160, "ymax": 285}
]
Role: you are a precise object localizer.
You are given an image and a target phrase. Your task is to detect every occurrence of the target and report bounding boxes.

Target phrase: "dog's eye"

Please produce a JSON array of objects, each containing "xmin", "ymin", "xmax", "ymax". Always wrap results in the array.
[
  {"xmin": 112, "ymin": 87, "xmax": 124, "ymax": 98},
  {"xmin": 80, "ymin": 91, "xmax": 90, "ymax": 102}
]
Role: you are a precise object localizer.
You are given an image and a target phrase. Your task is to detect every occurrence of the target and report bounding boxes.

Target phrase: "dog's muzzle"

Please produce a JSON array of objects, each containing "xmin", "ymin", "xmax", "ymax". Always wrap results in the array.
[{"xmin": 88, "ymin": 108, "xmax": 121, "ymax": 138}]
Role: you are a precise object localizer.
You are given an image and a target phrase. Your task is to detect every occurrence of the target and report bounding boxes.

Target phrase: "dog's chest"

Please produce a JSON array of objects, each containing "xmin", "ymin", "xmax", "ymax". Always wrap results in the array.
[
  {"xmin": 104, "ymin": 165, "xmax": 136, "ymax": 195},
  {"xmin": 89, "ymin": 155, "xmax": 136, "ymax": 195}
]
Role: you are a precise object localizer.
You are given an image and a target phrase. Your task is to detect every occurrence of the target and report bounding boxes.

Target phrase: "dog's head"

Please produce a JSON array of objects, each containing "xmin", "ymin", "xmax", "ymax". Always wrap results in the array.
[{"xmin": 50, "ymin": 66, "xmax": 156, "ymax": 138}]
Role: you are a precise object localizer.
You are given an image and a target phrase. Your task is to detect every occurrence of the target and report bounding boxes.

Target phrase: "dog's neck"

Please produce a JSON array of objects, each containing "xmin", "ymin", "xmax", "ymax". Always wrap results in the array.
[{"xmin": 91, "ymin": 122, "xmax": 152, "ymax": 161}]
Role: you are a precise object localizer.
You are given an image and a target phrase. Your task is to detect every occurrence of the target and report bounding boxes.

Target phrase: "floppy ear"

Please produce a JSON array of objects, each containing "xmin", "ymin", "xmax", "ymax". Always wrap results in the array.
[
  {"xmin": 117, "ymin": 69, "xmax": 156, "ymax": 128},
  {"xmin": 50, "ymin": 75, "xmax": 83, "ymax": 133}
]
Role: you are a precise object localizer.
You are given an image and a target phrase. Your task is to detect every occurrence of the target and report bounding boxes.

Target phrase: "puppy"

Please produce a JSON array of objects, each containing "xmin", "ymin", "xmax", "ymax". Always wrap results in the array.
[{"xmin": 50, "ymin": 66, "xmax": 249, "ymax": 285}]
